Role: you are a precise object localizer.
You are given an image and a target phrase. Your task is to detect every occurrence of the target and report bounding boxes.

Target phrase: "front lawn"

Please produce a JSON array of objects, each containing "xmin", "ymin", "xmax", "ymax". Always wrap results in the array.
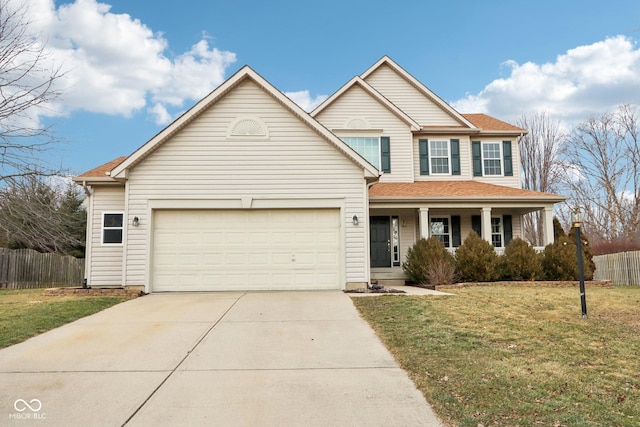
[
  {"xmin": 353, "ymin": 286, "xmax": 640, "ymax": 427},
  {"xmin": 0, "ymin": 288, "xmax": 135, "ymax": 349}
]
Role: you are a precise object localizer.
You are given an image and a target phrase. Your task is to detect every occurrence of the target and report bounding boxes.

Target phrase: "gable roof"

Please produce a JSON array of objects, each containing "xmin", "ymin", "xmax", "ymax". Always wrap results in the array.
[
  {"xmin": 109, "ymin": 66, "xmax": 380, "ymax": 180},
  {"xmin": 311, "ymin": 76, "xmax": 421, "ymax": 131},
  {"xmin": 369, "ymin": 181, "xmax": 565, "ymax": 202},
  {"xmin": 360, "ymin": 56, "xmax": 478, "ymax": 129}
]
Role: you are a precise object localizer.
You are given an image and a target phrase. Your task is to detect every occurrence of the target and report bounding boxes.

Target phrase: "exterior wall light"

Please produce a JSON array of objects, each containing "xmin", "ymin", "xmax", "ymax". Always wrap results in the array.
[
  {"xmin": 132, "ymin": 216, "xmax": 140, "ymax": 227},
  {"xmin": 352, "ymin": 215, "xmax": 359, "ymax": 226}
]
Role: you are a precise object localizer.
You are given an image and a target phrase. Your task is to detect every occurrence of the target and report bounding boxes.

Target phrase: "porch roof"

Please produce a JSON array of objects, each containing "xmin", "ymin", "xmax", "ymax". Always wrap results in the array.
[{"xmin": 369, "ymin": 181, "xmax": 565, "ymax": 202}]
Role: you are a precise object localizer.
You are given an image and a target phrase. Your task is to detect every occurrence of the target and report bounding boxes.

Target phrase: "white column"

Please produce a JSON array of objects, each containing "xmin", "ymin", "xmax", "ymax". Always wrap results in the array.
[
  {"xmin": 482, "ymin": 207, "xmax": 492, "ymax": 244},
  {"xmin": 543, "ymin": 206, "xmax": 554, "ymax": 246},
  {"xmin": 419, "ymin": 207, "xmax": 430, "ymax": 239}
]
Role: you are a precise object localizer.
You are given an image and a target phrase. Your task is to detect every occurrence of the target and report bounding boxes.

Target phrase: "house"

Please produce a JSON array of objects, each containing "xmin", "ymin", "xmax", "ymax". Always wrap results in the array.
[{"xmin": 74, "ymin": 57, "xmax": 564, "ymax": 292}]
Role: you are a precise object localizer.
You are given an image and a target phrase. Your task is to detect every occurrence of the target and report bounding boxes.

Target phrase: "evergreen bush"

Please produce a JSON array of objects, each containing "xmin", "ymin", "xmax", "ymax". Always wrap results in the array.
[
  {"xmin": 499, "ymin": 237, "xmax": 542, "ymax": 281},
  {"xmin": 403, "ymin": 237, "xmax": 455, "ymax": 285},
  {"xmin": 455, "ymin": 232, "xmax": 498, "ymax": 282}
]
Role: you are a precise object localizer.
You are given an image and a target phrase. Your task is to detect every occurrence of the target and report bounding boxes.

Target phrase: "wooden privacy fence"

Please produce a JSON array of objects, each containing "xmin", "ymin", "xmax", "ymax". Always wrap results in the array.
[
  {"xmin": 593, "ymin": 250, "xmax": 640, "ymax": 286},
  {"xmin": 0, "ymin": 248, "xmax": 85, "ymax": 289}
]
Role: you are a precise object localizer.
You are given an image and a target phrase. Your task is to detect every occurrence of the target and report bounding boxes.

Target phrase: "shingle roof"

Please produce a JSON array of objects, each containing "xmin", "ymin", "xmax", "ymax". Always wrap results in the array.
[
  {"xmin": 462, "ymin": 114, "xmax": 524, "ymax": 132},
  {"xmin": 369, "ymin": 181, "xmax": 564, "ymax": 200},
  {"xmin": 76, "ymin": 156, "xmax": 127, "ymax": 178}
]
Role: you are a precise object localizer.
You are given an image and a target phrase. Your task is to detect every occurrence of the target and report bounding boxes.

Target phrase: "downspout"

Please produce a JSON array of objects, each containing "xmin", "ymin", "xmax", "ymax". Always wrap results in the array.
[{"xmin": 81, "ymin": 181, "xmax": 93, "ymax": 288}]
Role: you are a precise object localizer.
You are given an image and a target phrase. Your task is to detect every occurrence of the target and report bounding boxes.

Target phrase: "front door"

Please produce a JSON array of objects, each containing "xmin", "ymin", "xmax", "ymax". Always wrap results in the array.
[{"xmin": 370, "ymin": 216, "xmax": 391, "ymax": 267}]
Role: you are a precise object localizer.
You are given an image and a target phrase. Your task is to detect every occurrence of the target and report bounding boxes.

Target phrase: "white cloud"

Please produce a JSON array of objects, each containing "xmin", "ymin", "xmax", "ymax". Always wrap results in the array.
[
  {"xmin": 452, "ymin": 36, "xmax": 640, "ymax": 125},
  {"xmin": 22, "ymin": 0, "xmax": 236, "ymax": 122},
  {"xmin": 148, "ymin": 103, "xmax": 172, "ymax": 126},
  {"xmin": 284, "ymin": 90, "xmax": 328, "ymax": 112}
]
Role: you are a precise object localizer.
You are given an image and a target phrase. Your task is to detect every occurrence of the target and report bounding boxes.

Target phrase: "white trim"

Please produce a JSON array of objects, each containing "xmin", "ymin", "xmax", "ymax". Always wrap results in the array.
[
  {"xmin": 100, "ymin": 211, "xmax": 124, "ymax": 246},
  {"xmin": 227, "ymin": 116, "xmax": 269, "ymax": 139}
]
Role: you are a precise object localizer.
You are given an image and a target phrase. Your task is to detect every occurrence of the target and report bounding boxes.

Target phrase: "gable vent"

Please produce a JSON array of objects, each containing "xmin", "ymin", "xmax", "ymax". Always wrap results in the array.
[
  {"xmin": 228, "ymin": 117, "xmax": 269, "ymax": 138},
  {"xmin": 345, "ymin": 117, "xmax": 370, "ymax": 129}
]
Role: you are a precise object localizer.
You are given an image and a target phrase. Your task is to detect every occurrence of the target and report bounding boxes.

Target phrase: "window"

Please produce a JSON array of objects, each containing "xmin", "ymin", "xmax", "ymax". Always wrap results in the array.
[
  {"xmin": 392, "ymin": 216, "xmax": 400, "ymax": 266},
  {"xmin": 102, "ymin": 212, "xmax": 124, "ymax": 245},
  {"xmin": 482, "ymin": 142, "xmax": 502, "ymax": 175},
  {"xmin": 341, "ymin": 136, "xmax": 390, "ymax": 172},
  {"xmin": 430, "ymin": 140, "xmax": 450, "ymax": 174},
  {"xmin": 430, "ymin": 217, "xmax": 450, "ymax": 247},
  {"xmin": 491, "ymin": 217, "xmax": 503, "ymax": 247}
]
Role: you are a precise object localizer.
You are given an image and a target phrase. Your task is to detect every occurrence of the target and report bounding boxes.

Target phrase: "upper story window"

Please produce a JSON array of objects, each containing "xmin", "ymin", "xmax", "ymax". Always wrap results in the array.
[
  {"xmin": 482, "ymin": 143, "xmax": 502, "ymax": 175},
  {"xmin": 419, "ymin": 139, "xmax": 460, "ymax": 176},
  {"xmin": 430, "ymin": 140, "xmax": 450, "ymax": 174},
  {"xmin": 341, "ymin": 136, "xmax": 390, "ymax": 173},
  {"xmin": 102, "ymin": 212, "xmax": 124, "ymax": 245},
  {"xmin": 472, "ymin": 140, "xmax": 513, "ymax": 177}
]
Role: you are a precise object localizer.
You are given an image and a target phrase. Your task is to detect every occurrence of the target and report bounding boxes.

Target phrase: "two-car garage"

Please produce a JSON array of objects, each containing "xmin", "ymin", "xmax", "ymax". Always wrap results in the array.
[{"xmin": 151, "ymin": 209, "xmax": 342, "ymax": 292}]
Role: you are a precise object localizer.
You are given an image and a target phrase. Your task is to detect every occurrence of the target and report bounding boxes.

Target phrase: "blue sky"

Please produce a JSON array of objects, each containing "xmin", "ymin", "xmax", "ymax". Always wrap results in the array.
[{"xmin": 22, "ymin": 0, "xmax": 640, "ymax": 174}]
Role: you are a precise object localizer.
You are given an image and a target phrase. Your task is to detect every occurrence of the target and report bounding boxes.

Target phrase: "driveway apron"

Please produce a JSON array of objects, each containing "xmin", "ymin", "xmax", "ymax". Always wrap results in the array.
[{"xmin": 0, "ymin": 292, "xmax": 443, "ymax": 426}]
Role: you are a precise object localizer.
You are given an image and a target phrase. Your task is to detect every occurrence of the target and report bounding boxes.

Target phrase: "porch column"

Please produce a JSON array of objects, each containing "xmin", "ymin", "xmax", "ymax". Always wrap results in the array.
[
  {"xmin": 482, "ymin": 207, "xmax": 492, "ymax": 244},
  {"xmin": 419, "ymin": 207, "xmax": 430, "ymax": 239},
  {"xmin": 543, "ymin": 206, "xmax": 554, "ymax": 246}
]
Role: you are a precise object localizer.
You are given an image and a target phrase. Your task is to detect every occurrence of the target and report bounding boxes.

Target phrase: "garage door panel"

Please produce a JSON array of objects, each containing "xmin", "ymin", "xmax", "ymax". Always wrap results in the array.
[{"xmin": 152, "ymin": 209, "xmax": 341, "ymax": 291}]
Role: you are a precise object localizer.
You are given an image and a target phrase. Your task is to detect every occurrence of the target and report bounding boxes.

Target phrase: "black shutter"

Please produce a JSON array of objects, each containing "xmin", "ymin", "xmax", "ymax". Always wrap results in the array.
[
  {"xmin": 503, "ymin": 215, "xmax": 513, "ymax": 246},
  {"xmin": 472, "ymin": 141, "xmax": 482, "ymax": 176},
  {"xmin": 381, "ymin": 136, "xmax": 391, "ymax": 173},
  {"xmin": 503, "ymin": 141, "xmax": 513, "ymax": 176},
  {"xmin": 451, "ymin": 215, "xmax": 461, "ymax": 247},
  {"xmin": 419, "ymin": 139, "xmax": 429, "ymax": 175},
  {"xmin": 471, "ymin": 215, "xmax": 482, "ymax": 238},
  {"xmin": 451, "ymin": 139, "xmax": 460, "ymax": 175}
]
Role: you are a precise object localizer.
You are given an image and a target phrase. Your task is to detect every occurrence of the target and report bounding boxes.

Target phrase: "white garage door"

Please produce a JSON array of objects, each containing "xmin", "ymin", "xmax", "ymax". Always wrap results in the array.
[{"xmin": 152, "ymin": 209, "xmax": 341, "ymax": 291}]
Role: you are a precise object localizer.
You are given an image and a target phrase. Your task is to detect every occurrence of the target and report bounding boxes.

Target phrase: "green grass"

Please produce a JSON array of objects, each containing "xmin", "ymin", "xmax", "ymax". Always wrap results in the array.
[
  {"xmin": 0, "ymin": 288, "xmax": 135, "ymax": 349},
  {"xmin": 353, "ymin": 286, "xmax": 640, "ymax": 427}
]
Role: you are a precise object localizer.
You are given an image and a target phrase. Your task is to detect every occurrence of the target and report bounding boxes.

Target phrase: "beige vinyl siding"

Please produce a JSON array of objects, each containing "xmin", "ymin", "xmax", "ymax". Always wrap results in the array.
[
  {"xmin": 89, "ymin": 186, "xmax": 125, "ymax": 287},
  {"xmin": 363, "ymin": 64, "xmax": 461, "ymax": 126},
  {"xmin": 124, "ymin": 80, "xmax": 368, "ymax": 288},
  {"xmin": 314, "ymin": 85, "xmax": 414, "ymax": 182}
]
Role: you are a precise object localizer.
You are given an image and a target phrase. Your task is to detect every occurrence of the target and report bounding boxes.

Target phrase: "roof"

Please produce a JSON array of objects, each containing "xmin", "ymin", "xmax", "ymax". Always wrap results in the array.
[
  {"xmin": 369, "ymin": 181, "xmax": 565, "ymax": 201},
  {"xmin": 74, "ymin": 156, "xmax": 127, "ymax": 180},
  {"xmin": 462, "ymin": 114, "xmax": 525, "ymax": 132}
]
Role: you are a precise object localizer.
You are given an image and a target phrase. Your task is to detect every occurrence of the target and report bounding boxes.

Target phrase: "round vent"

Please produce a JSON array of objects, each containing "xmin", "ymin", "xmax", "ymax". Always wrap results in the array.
[{"xmin": 345, "ymin": 117, "xmax": 370, "ymax": 129}]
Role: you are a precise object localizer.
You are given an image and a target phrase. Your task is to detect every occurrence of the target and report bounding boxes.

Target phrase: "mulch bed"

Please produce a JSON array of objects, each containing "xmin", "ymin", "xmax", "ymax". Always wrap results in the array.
[
  {"xmin": 43, "ymin": 287, "xmax": 145, "ymax": 297},
  {"xmin": 436, "ymin": 280, "xmax": 613, "ymax": 291}
]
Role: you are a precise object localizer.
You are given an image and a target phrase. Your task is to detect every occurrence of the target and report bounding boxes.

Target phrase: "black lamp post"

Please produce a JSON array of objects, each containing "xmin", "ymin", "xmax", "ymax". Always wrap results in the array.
[{"xmin": 572, "ymin": 208, "xmax": 587, "ymax": 318}]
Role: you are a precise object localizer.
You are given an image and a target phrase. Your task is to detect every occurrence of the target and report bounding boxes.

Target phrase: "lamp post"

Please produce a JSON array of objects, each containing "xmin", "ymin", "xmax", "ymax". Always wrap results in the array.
[{"xmin": 572, "ymin": 208, "xmax": 587, "ymax": 318}]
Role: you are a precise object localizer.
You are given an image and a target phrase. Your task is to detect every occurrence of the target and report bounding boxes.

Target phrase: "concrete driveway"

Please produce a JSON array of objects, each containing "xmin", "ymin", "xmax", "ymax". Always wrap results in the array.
[{"xmin": 0, "ymin": 292, "xmax": 443, "ymax": 426}]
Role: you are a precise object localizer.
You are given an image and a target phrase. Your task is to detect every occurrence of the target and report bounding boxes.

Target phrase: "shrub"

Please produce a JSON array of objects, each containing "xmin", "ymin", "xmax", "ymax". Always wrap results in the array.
[
  {"xmin": 426, "ymin": 258, "xmax": 457, "ymax": 286},
  {"xmin": 455, "ymin": 232, "xmax": 498, "ymax": 282},
  {"xmin": 499, "ymin": 237, "xmax": 542, "ymax": 281},
  {"xmin": 541, "ymin": 236, "xmax": 579, "ymax": 280},
  {"xmin": 403, "ymin": 237, "xmax": 455, "ymax": 285}
]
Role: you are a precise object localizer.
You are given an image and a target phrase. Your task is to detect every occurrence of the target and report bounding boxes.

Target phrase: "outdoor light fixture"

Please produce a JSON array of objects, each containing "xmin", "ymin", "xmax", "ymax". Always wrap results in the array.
[
  {"xmin": 132, "ymin": 216, "xmax": 140, "ymax": 227},
  {"xmin": 352, "ymin": 215, "xmax": 359, "ymax": 226},
  {"xmin": 572, "ymin": 208, "xmax": 587, "ymax": 318}
]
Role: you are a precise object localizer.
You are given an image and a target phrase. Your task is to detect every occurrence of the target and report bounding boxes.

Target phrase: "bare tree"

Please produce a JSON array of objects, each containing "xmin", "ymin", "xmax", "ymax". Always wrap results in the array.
[
  {"xmin": 561, "ymin": 104, "xmax": 640, "ymax": 244},
  {"xmin": 0, "ymin": 175, "xmax": 86, "ymax": 256},
  {"xmin": 516, "ymin": 111, "xmax": 565, "ymax": 246},
  {"xmin": 0, "ymin": 0, "xmax": 63, "ymax": 181}
]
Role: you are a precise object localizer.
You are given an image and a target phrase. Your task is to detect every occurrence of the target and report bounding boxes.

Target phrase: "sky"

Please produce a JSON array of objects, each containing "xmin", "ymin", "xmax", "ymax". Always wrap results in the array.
[{"xmin": 12, "ymin": 0, "xmax": 640, "ymax": 175}]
